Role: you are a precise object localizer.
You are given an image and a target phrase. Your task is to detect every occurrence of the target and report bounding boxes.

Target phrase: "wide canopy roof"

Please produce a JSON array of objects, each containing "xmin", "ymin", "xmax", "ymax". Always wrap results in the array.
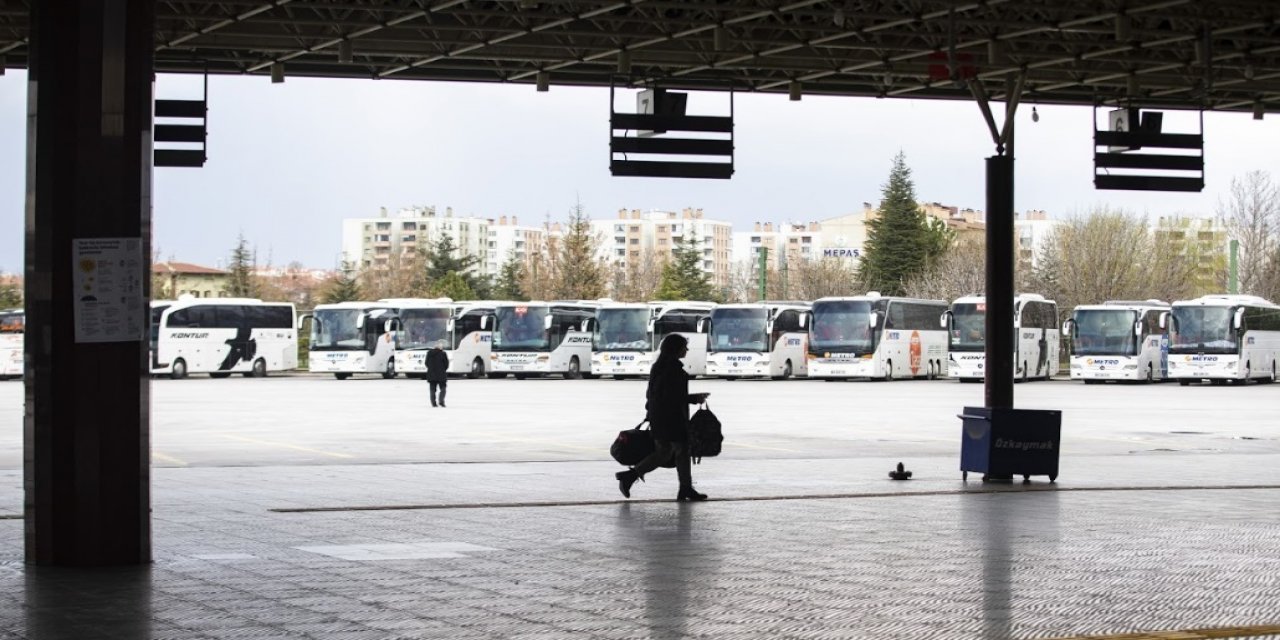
[{"xmin": 2, "ymin": 1, "xmax": 1277, "ymax": 113}]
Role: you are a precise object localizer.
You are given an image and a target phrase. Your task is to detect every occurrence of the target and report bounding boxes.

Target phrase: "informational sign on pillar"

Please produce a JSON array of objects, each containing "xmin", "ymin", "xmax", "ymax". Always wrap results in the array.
[{"xmin": 72, "ymin": 237, "xmax": 145, "ymax": 343}]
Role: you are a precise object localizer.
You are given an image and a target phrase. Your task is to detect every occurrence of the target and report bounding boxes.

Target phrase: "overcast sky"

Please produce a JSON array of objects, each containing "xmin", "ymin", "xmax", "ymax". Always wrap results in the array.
[{"xmin": 1, "ymin": 70, "xmax": 1277, "ymax": 272}]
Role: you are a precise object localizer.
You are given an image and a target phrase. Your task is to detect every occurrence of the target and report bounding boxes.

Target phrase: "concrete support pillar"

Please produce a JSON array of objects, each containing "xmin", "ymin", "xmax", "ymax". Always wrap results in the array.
[
  {"xmin": 25, "ymin": 0, "xmax": 154, "ymax": 565},
  {"xmin": 984, "ymin": 156, "xmax": 1015, "ymax": 410}
]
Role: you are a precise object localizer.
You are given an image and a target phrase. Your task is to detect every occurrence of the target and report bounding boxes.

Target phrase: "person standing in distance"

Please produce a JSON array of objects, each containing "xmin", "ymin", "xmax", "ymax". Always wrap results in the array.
[
  {"xmin": 426, "ymin": 340, "xmax": 450, "ymax": 408},
  {"xmin": 616, "ymin": 333, "xmax": 710, "ymax": 501}
]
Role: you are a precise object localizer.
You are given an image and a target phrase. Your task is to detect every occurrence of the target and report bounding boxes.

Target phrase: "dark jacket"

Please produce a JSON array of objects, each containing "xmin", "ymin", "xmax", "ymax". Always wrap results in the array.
[
  {"xmin": 645, "ymin": 357, "xmax": 695, "ymax": 442},
  {"xmin": 425, "ymin": 348, "xmax": 450, "ymax": 382}
]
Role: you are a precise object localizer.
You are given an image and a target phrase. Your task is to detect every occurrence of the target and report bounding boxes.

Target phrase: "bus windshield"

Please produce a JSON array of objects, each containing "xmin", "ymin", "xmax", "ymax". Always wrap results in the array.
[
  {"xmin": 1073, "ymin": 309, "xmax": 1137, "ymax": 355},
  {"xmin": 1169, "ymin": 306, "xmax": 1237, "ymax": 353},
  {"xmin": 710, "ymin": 308, "xmax": 768, "ymax": 352},
  {"xmin": 311, "ymin": 308, "xmax": 365, "ymax": 350},
  {"xmin": 949, "ymin": 303, "xmax": 985, "ymax": 352},
  {"xmin": 494, "ymin": 306, "xmax": 549, "ymax": 350},
  {"xmin": 149, "ymin": 306, "xmax": 169, "ymax": 350},
  {"xmin": 397, "ymin": 307, "xmax": 452, "ymax": 350},
  {"xmin": 596, "ymin": 308, "xmax": 651, "ymax": 350},
  {"xmin": 809, "ymin": 300, "xmax": 874, "ymax": 353}
]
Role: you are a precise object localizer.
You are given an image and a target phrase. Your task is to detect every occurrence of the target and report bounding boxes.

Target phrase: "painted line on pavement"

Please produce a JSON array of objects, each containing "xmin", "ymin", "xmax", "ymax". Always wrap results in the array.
[
  {"xmin": 270, "ymin": 483, "xmax": 1280, "ymax": 513},
  {"xmin": 1039, "ymin": 622, "xmax": 1280, "ymax": 639},
  {"xmin": 218, "ymin": 434, "xmax": 354, "ymax": 459}
]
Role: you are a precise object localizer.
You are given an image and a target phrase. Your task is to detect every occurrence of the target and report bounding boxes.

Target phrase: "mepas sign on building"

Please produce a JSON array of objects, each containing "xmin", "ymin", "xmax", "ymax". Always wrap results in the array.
[{"xmin": 822, "ymin": 248, "xmax": 862, "ymax": 259}]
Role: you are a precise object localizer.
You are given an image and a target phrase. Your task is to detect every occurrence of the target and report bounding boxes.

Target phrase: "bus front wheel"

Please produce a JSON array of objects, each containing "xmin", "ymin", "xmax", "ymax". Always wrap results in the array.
[
  {"xmin": 468, "ymin": 358, "xmax": 484, "ymax": 379},
  {"xmin": 170, "ymin": 358, "xmax": 188, "ymax": 380},
  {"xmin": 382, "ymin": 360, "xmax": 396, "ymax": 379},
  {"xmin": 772, "ymin": 361, "xmax": 793, "ymax": 380},
  {"xmin": 249, "ymin": 358, "xmax": 267, "ymax": 378},
  {"xmin": 1145, "ymin": 364, "xmax": 1154, "ymax": 384},
  {"xmin": 883, "ymin": 361, "xmax": 893, "ymax": 382},
  {"xmin": 564, "ymin": 357, "xmax": 582, "ymax": 380},
  {"xmin": 334, "ymin": 372, "xmax": 351, "ymax": 380}
]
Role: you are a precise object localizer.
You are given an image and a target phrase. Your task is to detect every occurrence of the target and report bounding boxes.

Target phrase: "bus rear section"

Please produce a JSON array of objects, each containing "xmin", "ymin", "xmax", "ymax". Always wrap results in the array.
[
  {"xmin": 808, "ymin": 295, "xmax": 947, "ymax": 380},
  {"xmin": 1164, "ymin": 295, "xmax": 1280, "ymax": 385},
  {"xmin": 489, "ymin": 302, "xmax": 596, "ymax": 379},
  {"xmin": 944, "ymin": 294, "xmax": 1059, "ymax": 382},
  {"xmin": 151, "ymin": 299, "xmax": 298, "ymax": 379},
  {"xmin": 0, "ymin": 309, "xmax": 23, "ymax": 379},
  {"xmin": 1064, "ymin": 300, "xmax": 1169, "ymax": 384},
  {"xmin": 705, "ymin": 304, "xmax": 808, "ymax": 379},
  {"xmin": 304, "ymin": 303, "xmax": 397, "ymax": 379}
]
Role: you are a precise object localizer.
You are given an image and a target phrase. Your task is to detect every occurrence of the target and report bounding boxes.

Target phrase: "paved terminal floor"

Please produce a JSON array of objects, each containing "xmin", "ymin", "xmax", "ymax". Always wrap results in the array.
[{"xmin": 0, "ymin": 377, "xmax": 1278, "ymax": 639}]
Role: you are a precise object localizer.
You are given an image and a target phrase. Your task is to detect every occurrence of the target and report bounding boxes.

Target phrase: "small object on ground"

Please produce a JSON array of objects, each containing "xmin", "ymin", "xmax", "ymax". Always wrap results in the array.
[{"xmin": 888, "ymin": 462, "xmax": 912, "ymax": 480}]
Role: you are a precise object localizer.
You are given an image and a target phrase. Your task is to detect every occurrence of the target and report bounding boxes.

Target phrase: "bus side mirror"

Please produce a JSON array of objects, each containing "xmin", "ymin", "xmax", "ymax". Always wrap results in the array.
[
  {"xmin": 384, "ymin": 319, "xmax": 397, "ymax": 334},
  {"xmin": 1134, "ymin": 321, "xmax": 1143, "ymax": 336},
  {"xmin": 1060, "ymin": 319, "xmax": 1074, "ymax": 337},
  {"xmin": 297, "ymin": 314, "xmax": 311, "ymax": 331},
  {"xmin": 544, "ymin": 315, "xmax": 553, "ymax": 330},
  {"xmin": 766, "ymin": 321, "xmax": 775, "ymax": 334},
  {"xmin": 355, "ymin": 314, "xmax": 365, "ymax": 330},
  {"xmin": 1158, "ymin": 312, "xmax": 1169, "ymax": 330},
  {"xmin": 939, "ymin": 310, "xmax": 952, "ymax": 329},
  {"xmin": 696, "ymin": 318, "xmax": 706, "ymax": 333},
  {"xmin": 799, "ymin": 314, "xmax": 808, "ymax": 329},
  {"xmin": 480, "ymin": 316, "xmax": 490, "ymax": 330},
  {"xmin": 1233, "ymin": 307, "xmax": 1245, "ymax": 329},
  {"xmin": 869, "ymin": 312, "xmax": 880, "ymax": 329},
  {"xmin": 446, "ymin": 318, "xmax": 456, "ymax": 332}
]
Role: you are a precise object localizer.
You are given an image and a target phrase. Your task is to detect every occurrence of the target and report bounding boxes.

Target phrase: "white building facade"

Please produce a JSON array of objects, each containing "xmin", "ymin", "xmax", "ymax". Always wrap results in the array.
[
  {"xmin": 341, "ymin": 206, "xmax": 490, "ymax": 275},
  {"xmin": 592, "ymin": 208, "xmax": 733, "ymax": 289}
]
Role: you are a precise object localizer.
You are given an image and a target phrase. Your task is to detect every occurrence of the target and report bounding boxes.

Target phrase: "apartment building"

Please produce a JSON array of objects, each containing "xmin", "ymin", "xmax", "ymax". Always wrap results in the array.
[
  {"xmin": 731, "ymin": 220, "xmax": 828, "ymax": 272},
  {"xmin": 486, "ymin": 215, "xmax": 547, "ymax": 275},
  {"xmin": 341, "ymin": 206, "xmax": 489, "ymax": 275},
  {"xmin": 1152, "ymin": 215, "xmax": 1228, "ymax": 293},
  {"xmin": 153, "ymin": 262, "xmax": 230, "ymax": 299},
  {"xmin": 593, "ymin": 208, "xmax": 733, "ymax": 288}
]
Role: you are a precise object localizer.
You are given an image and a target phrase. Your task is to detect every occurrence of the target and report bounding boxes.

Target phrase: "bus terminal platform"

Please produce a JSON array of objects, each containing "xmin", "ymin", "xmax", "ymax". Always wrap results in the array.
[{"xmin": 1, "ymin": 452, "xmax": 1278, "ymax": 640}]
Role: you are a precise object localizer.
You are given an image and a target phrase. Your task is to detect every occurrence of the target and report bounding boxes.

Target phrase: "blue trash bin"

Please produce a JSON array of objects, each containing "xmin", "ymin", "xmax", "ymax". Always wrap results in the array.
[{"xmin": 959, "ymin": 406, "xmax": 1061, "ymax": 483}]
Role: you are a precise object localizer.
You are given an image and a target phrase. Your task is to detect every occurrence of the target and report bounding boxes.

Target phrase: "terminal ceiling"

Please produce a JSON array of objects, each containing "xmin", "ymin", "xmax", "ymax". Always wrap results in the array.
[{"xmin": 1, "ymin": 1, "xmax": 1278, "ymax": 113}]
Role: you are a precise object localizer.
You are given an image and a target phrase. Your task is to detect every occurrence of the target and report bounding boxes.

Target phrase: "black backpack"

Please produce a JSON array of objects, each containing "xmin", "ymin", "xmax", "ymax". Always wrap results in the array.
[{"xmin": 688, "ymin": 403, "xmax": 723, "ymax": 462}]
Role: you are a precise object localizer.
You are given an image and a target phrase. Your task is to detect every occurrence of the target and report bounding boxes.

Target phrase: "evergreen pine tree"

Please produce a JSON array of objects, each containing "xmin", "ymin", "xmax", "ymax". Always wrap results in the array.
[
  {"xmin": 553, "ymin": 201, "xmax": 606, "ymax": 299},
  {"xmin": 654, "ymin": 234, "xmax": 716, "ymax": 301},
  {"xmin": 858, "ymin": 152, "xmax": 933, "ymax": 296},
  {"xmin": 494, "ymin": 251, "xmax": 527, "ymax": 301},
  {"xmin": 226, "ymin": 234, "xmax": 260, "ymax": 298},
  {"xmin": 321, "ymin": 262, "xmax": 362, "ymax": 303},
  {"xmin": 432, "ymin": 271, "xmax": 477, "ymax": 300},
  {"xmin": 419, "ymin": 234, "xmax": 482, "ymax": 295}
]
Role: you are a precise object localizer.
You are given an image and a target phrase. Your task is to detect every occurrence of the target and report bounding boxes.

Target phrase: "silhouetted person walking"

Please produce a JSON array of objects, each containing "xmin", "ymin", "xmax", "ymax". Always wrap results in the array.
[
  {"xmin": 616, "ymin": 334, "xmax": 710, "ymax": 501},
  {"xmin": 426, "ymin": 341, "xmax": 449, "ymax": 407}
]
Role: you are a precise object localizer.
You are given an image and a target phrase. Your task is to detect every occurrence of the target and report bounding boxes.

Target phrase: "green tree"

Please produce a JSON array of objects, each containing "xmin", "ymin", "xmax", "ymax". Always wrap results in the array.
[
  {"xmin": 0, "ymin": 275, "xmax": 20, "ymax": 308},
  {"xmin": 654, "ymin": 234, "xmax": 716, "ymax": 301},
  {"xmin": 419, "ymin": 233, "xmax": 483, "ymax": 296},
  {"xmin": 493, "ymin": 251, "xmax": 527, "ymax": 301},
  {"xmin": 321, "ymin": 262, "xmax": 362, "ymax": 303},
  {"xmin": 552, "ymin": 200, "xmax": 606, "ymax": 299},
  {"xmin": 226, "ymin": 234, "xmax": 260, "ymax": 298},
  {"xmin": 433, "ymin": 271, "xmax": 476, "ymax": 300},
  {"xmin": 858, "ymin": 152, "xmax": 938, "ymax": 296}
]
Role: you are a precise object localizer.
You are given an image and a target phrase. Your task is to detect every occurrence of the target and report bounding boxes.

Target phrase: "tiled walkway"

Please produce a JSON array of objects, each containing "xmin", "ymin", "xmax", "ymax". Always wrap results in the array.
[{"xmin": 1, "ymin": 454, "xmax": 1279, "ymax": 639}]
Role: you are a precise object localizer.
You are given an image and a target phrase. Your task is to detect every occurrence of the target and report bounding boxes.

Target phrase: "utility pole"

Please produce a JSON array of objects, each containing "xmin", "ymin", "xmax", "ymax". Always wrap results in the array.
[{"xmin": 757, "ymin": 246, "xmax": 768, "ymax": 301}]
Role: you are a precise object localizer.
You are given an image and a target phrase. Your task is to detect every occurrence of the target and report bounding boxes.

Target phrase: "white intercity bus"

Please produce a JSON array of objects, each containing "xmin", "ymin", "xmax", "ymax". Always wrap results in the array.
[
  {"xmin": 943, "ymin": 294, "xmax": 1060, "ymax": 382},
  {"xmin": 488, "ymin": 301, "xmax": 597, "ymax": 379},
  {"xmin": 807, "ymin": 294, "xmax": 948, "ymax": 380},
  {"xmin": 591, "ymin": 301, "xmax": 714, "ymax": 378},
  {"xmin": 150, "ymin": 298, "xmax": 298, "ymax": 379},
  {"xmin": 1062, "ymin": 300, "xmax": 1170, "ymax": 384},
  {"xmin": 301, "ymin": 301, "xmax": 398, "ymax": 379},
  {"xmin": 384, "ymin": 298, "xmax": 499, "ymax": 379},
  {"xmin": 1162, "ymin": 294, "xmax": 1280, "ymax": 385},
  {"xmin": 0, "ymin": 309, "xmax": 22, "ymax": 380},
  {"xmin": 704, "ymin": 302, "xmax": 809, "ymax": 379}
]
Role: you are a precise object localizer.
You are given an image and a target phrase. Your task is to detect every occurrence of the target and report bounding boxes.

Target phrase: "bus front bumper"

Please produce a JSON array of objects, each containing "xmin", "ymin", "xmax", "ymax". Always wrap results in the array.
[
  {"xmin": 309, "ymin": 352, "xmax": 371, "ymax": 373},
  {"xmin": 592, "ymin": 353, "xmax": 652, "ymax": 376},
  {"xmin": 705, "ymin": 356, "xmax": 770, "ymax": 377},
  {"xmin": 806, "ymin": 357, "xmax": 875, "ymax": 378},
  {"xmin": 490, "ymin": 353, "xmax": 550, "ymax": 374},
  {"xmin": 1167, "ymin": 356, "xmax": 1239, "ymax": 379}
]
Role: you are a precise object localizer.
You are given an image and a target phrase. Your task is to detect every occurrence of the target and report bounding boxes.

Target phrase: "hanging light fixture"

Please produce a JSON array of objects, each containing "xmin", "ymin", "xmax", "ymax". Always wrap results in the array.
[
  {"xmin": 338, "ymin": 40, "xmax": 354, "ymax": 64},
  {"xmin": 617, "ymin": 50, "xmax": 631, "ymax": 75},
  {"xmin": 270, "ymin": 62, "xmax": 285, "ymax": 83},
  {"xmin": 789, "ymin": 80, "xmax": 802, "ymax": 101},
  {"xmin": 1254, "ymin": 100, "xmax": 1265, "ymax": 120},
  {"xmin": 1031, "ymin": 106, "xmax": 1040, "ymax": 123},
  {"xmin": 536, "ymin": 70, "xmax": 550, "ymax": 92}
]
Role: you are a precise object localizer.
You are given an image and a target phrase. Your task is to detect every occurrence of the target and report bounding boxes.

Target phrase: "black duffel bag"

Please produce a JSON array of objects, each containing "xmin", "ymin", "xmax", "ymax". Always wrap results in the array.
[{"xmin": 610, "ymin": 421, "xmax": 675, "ymax": 468}]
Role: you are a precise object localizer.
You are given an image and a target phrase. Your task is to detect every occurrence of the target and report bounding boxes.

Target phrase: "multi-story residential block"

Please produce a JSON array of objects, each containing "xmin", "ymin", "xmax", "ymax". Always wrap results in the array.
[
  {"xmin": 486, "ymin": 215, "xmax": 547, "ymax": 275},
  {"xmin": 341, "ymin": 206, "xmax": 489, "ymax": 276},
  {"xmin": 1152, "ymin": 215, "xmax": 1228, "ymax": 293},
  {"xmin": 731, "ymin": 220, "xmax": 827, "ymax": 272},
  {"xmin": 1014, "ymin": 209, "xmax": 1061, "ymax": 269},
  {"xmin": 593, "ymin": 208, "xmax": 733, "ymax": 289}
]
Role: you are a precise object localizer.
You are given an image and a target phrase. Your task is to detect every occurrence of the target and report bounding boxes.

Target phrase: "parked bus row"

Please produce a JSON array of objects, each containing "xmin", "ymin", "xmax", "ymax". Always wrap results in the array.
[
  {"xmin": 0, "ymin": 309, "xmax": 22, "ymax": 380},
  {"xmin": 65, "ymin": 291, "xmax": 1280, "ymax": 386}
]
